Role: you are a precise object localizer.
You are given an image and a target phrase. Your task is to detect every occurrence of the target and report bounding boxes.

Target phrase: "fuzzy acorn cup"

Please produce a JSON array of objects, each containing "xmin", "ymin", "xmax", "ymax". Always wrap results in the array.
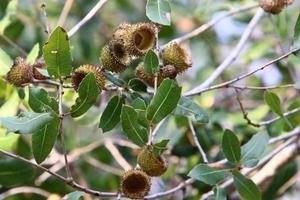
[
  {"xmin": 120, "ymin": 169, "xmax": 151, "ymax": 199},
  {"xmin": 258, "ymin": 0, "xmax": 294, "ymax": 14},
  {"xmin": 113, "ymin": 23, "xmax": 157, "ymax": 57},
  {"xmin": 161, "ymin": 42, "xmax": 192, "ymax": 74},
  {"xmin": 6, "ymin": 57, "xmax": 33, "ymax": 87},
  {"xmin": 137, "ymin": 145, "xmax": 168, "ymax": 177},
  {"xmin": 71, "ymin": 64, "xmax": 106, "ymax": 91}
]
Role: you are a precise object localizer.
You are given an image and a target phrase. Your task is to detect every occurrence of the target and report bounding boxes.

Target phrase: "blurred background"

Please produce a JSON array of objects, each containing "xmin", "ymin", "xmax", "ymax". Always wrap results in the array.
[{"xmin": 1, "ymin": 0, "xmax": 300, "ymax": 199}]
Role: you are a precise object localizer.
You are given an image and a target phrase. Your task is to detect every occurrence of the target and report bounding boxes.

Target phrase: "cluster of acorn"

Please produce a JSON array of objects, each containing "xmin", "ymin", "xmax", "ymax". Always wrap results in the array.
[
  {"xmin": 120, "ymin": 144, "xmax": 168, "ymax": 199},
  {"xmin": 259, "ymin": 0, "xmax": 294, "ymax": 14}
]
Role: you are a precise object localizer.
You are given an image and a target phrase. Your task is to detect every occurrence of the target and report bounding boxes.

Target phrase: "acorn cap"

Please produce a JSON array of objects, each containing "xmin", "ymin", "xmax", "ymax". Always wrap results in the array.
[
  {"xmin": 135, "ymin": 63, "xmax": 162, "ymax": 87},
  {"xmin": 113, "ymin": 23, "xmax": 157, "ymax": 57},
  {"xmin": 259, "ymin": 0, "xmax": 286, "ymax": 14},
  {"xmin": 6, "ymin": 57, "xmax": 33, "ymax": 87},
  {"xmin": 160, "ymin": 65, "xmax": 177, "ymax": 79},
  {"xmin": 120, "ymin": 169, "xmax": 151, "ymax": 199},
  {"xmin": 161, "ymin": 43, "xmax": 192, "ymax": 73},
  {"xmin": 100, "ymin": 44, "xmax": 129, "ymax": 73},
  {"xmin": 71, "ymin": 64, "xmax": 105, "ymax": 90},
  {"xmin": 137, "ymin": 145, "xmax": 168, "ymax": 177},
  {"xmin": 32, "ymin": 60, "xmax": 48, "ymax": 80}
]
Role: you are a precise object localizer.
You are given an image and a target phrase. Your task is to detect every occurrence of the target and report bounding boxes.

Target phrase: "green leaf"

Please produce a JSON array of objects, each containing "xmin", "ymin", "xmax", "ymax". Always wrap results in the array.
[
  {"xmin": 0, "ymin": 0, "xmax": 18, "ymax": 34},
  {"xmin": 174, "ymin": 96, "xmax": 209, "ymax": 124},
  {"xmin": 128, "ymin": 78, "xmax": 147, "ymax": 92},
  {"xmin": 132, "ymin": 98, "xmax": 149, "ymax": 128},
  {"xmin": 121, "ymin": 105, "xmax": 148, "ymax": 146},
  {"xmin": 26, "ymin": 43, "xmax": 39, "ymax": 64},
  {"xmin": 241, "ymin": 132, "xmax": 269, "ymax": 168},
  {"xmin": 293, "ymin": 13, "xmax": 300, "ymax": 49},
  {"xmin": 0, "ymin": 90, "xmax": 19, "ymax": 117},
  {"xmin": 99, "ymin": 96, "xmax": 124, "ymax": 133},
  {"xmin": 0, "ymin": 47, "xmax": 13, "ymax": 76},
  {"xmin": 0, "ymin": 159, "xmax": 35, "ymax": 186},
  {"xmin": 144, "ymin": 49, "xmax": 159, "ymax": 75},
  {"xmin": 233, "ymin": 170, "xmax": 261, "ymax": 200},
  {"xmin": 66, "ymin": 191, "xmax": 85, "ymax": 200},
  {"xmin": 208, "ymin": 186, "xmax": 227, "ymax": 200},
  {"xmin": 147, "ymin": 79, "xmax": 181, "ymax": 124},
  {"xmin": 43, "ymin": 26, "xmax": 72, "ymax": 78},
  {"xmin": 0, "ymin": 112, "xmax": 53, "ymax": 134},
  {"xmin": 153, "ymin": 139, "xmax": 169, "ymax": 158},
  {"xmin": 71, "ymin": 73, "xmax": 100, "ymax": 118},
  {"xmin": 188, "ymin": 164, "xmax": 230, "ymax": 185},
  {"xmin": 32, "ymin": 118, "xmax": 60, "ymax": 164},
  {"xmin": 264, "ymin": 91, "xmax": 283, "ymax": 117},
  {"xmin": 0, "ymin": 130, "xmax": 19, "ymax": 151},
  {"xmin": 146, "ymin": 0, "xmax": 171, "ymax": 26},
  {"xmin": 29, "ymin": 87, "xmax": 58, "ymax": 113},
  {"xmin": 222, "ymin": 129, "xmax": 241, "ymax": 164},
  {"xmin": 103, "ymin": 70, "xmax": 125, "ymax": 87}
]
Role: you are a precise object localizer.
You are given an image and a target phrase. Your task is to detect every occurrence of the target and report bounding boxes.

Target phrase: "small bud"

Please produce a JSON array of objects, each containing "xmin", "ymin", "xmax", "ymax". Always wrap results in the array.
[
  {"xmin": 137, "ymin": 145, "xmax": 168, "ymax": 177},
  {"xmin": 71, "ymin": 64, "xmax": 105, "ymax": 90},
  {"xmin": 135, "ymin": 63, "xmax": 161, "ymax": 87},
  {"xmin": 120, "ymin": 169, "xmax": 151, "ymax": 199},
  {"xmin": 160, "ymin": 65, "xmax": 177, "ymax": 79},
  {"xmin": 113, "ymin": 23, "xmax": 157, "ymax": 56},
  {"xmin": 259, "ymin": 0, "xmax": 291, "ymax": 14},
  {"xmin": 161, "ymin": 43, "xmax": 192, "ymax": 73},
  {"xmin": 6, "ymin": 57, "xmax": 33, "ymax": 87},
  {"xmin": 100, "ymin": 44, "xmax": 129, "ymax": 73}
]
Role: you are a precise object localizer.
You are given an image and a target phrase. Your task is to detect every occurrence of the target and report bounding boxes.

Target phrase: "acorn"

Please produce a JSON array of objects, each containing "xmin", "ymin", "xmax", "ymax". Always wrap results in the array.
[
  {"xmin": 100, "ymin": 43, "xmax": 129, "ymax": 73},
  {"xmin": 32, "ymin": 59, "xmax": 48, "ymax": 80},
  {"xmin": 113, "ymin": 23, "xmax": 157, "ymax": 57},
  {"xmin": 120, "ymin": 169, "xmax": 151, "ymax": 199},
  {"xmin": 71, "ymin": 64, "xmax": 105, "ymax": 90},
  {"xmin": 160, "ymin": 65, "xmax": 177, "ymax": 79},
  {"xmin": 161, "ymin": 43, "xmax": 192, "ymax": 73},
  {"xmin": 137, "ymin": 145, "xmax": 168, "ymax": 177},
  {"xmin": 258, "ymin": 0, "xmax": 287, "ymax": 14},
  {"xmin": 6, "ymin": 57, "xmax": 33, "ymax": 87},
  {"xmin": 135, "ymin": 63, "xmax": 161, "ymax": 87}
]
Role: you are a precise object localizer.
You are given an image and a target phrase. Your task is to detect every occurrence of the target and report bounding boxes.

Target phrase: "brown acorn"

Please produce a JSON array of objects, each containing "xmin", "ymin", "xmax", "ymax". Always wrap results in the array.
[
  {"xmin": 6, "ymin": 57, "xmax": 33, "ymax": 87},
  {"xmin": 135, "ymin": 63, "xmax": 161, "ymax": 87},
  {"xmin": 71, "ymin": 64, "xmax": 105, "ymax": 90},
  {"xmin": 32, "ymin": 59, "xmax": 48, "ymax": 80},
  {"xmin": 161, "ymin": 43, "xmax": 192, "ymax": 73},
  {"xmin": 100, "ymin": 43, "xmax": 129, "ymax": 73},
  {"xmin": 137, "ymin": 145, "xmax": 168, "ymax": 177},
  {"xmin": 113, "ymin": 23, "xmax": 157, "ymax": 57},
  {"xmin": 258, "ymin": 0, "xmax": 288, "ymax": 14},
  {"xmin": 160, "ymin": 65, "xmax": 177, "ymax": 79},
  {"xmin": 120, "ymin": 169, "xmax": 151, "ymax": 199}
]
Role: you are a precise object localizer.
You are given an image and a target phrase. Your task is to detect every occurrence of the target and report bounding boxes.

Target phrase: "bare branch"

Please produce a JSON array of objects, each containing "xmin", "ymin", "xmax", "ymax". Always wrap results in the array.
[
  {"xmin": 57, "ymin": 0, "xmax": 74, "ymax": 27},
  {"xmin": 0, "ymin": 187, "xmax": 50, "ymax": 199},
  {"xmin": 0, "ymin": 34, "xmax": 27, "ymax": 56},
  {"xmin": 185, "ymin": 8, "xmax": 264, "ymax": 96},
  {"xmin": 68, "ymin": 0, "xmax": 109, "ymax": 37},
  {"xmin": 40, "ymin": 3, "xmax": 50, "ymax": 37},
  {"xmin": 188, "ymin": 118, "xmax": 209, "ymax": 163}
]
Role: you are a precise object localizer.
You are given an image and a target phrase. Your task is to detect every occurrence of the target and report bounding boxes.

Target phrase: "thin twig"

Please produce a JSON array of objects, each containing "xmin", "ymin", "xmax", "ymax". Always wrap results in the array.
[
  {"xmin": 68, "ymin": 0, "xmax": 109, "ymax": 37},
  {"xmin": 41, "ymin": 3, "xmax": 50, "ymax": 37},
  {"xmin": 58, "ymin": 81, "xmax": 72, "ymax": 180},
  {"xmin": 186, "ymin": 8, "xmax": 264, "ymax": 95},
  {"xmin": 229, "ymin": 84, "xmax": 294, "ymax": 90},
  {"xmin": 162, "ymin": 3, "xmax": 259, "ymax": 48},
  {"xmin": 151, "ymin": 117, "xmax": 167, "ymax": 143},
  {"xmin": 31, "ymin": 79, "xmax": 73, "ymax": 88},
  {"xmin": 188, "ymin": 118, "xmax": 209, "ymax": 163},
  {"xmin": 57, "ymin": 0, "xmax": 74, "ymax": 27},
  {"xmin": 235, "ymin": 89, "xmax": 261, "ymax": 127},
  {"xmin": 0, "ymin": 187, "xmax": 50, "ymax": 199},
  {"xmin": 0, "ymin": 34, "xmax": 27, "ymax": 56},
  {"xmin": 84, "ymin": 156, "xmax": 123, "ymax": 176},
  {"xmin": 259, "ymin": 108, "xmax": 300, "ymax": 126},
  {"xmin": 185, "ymin": 47, "xmax": 300, "ymax": 96}
]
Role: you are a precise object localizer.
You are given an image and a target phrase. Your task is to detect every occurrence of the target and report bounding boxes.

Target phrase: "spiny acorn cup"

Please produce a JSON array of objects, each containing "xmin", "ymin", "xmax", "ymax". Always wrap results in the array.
[
  {"xmin": 259, "ymin": 0, "xmax": 289, "ymax": 14},
  {"xmin": 113, "ymin": 23, "xmax": 157, "ymax": 57},
  {"xmin": 71, "ymin": 64, "xmax": 105, "ymax": 91},
  {"xmin": 120, "ymin": 169, "xmax": 151, "ymax": 199},
  {"xmin": 6, "ymin": 57, "xmax": 33, "ymax": 87},
  {"xmin": 161, "ymin": 42, "xmax": 192, "ymax": 73},
  {"xmin": 100, "ymin": 43, "xmax": 129, "ymax": 73},
  {"xmin": 32, "ymin": 60, "xmax": 48, "ymax": 80},
  {"xmin": 137, "ymin": 145, "xmax": 168, "ymax": 177},
  {"xmin": 160, "ymin": 65, "xmax": 177, "ymax": 80},
  {"xmin": 135, "ymin": 63, "xmax": 162, "ymax": 87}
]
